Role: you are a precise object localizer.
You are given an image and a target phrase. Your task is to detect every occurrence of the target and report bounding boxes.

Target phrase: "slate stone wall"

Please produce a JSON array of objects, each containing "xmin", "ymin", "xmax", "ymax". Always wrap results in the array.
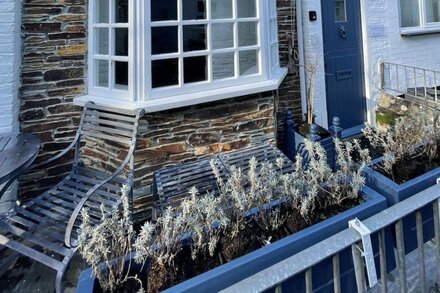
[
  {"xmin": 18, "ymin": 0, "xmax": 302, "ymax": 222},
  {"xmin": 19, "ymin": 0, "xmax": 86, "ymax": 200}
]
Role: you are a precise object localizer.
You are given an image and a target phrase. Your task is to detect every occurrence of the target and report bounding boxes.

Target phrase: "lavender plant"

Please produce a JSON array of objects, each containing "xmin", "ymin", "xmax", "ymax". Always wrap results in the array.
[
  {"xmin": 363, "ymin": 111, "xmax": 440, "ymax": 179},
  {"xmin": 76, "ymin": 185, "xmax": 143, "ymax": 293},
  {"xmin": 79, "ymin": 139, "xmax": 370, "ymax": 292},
  {"xmin": 287, "ymin": 139, "xmax": 370, "ymax": 220},
  {"xmin": 134, "ymin": 187, "xmax": 228, "ymax": 265}
]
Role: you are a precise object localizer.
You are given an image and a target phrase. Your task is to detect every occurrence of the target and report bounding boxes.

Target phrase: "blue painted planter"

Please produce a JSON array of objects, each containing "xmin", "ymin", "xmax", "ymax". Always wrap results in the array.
[
  {"xmin": 364, "ymin": 156, "xmax": 440, "ymax": 253},
  {"xmin": 283, "ymin": 112, "xmax": 343, "ymax": 171},
  {"xmin": 76, "ymin": 253, "xmax": 149, "ymax": 293},
  {"xmin": 76, "ymin": 187, "xmax": 388, "ymax": 293}
]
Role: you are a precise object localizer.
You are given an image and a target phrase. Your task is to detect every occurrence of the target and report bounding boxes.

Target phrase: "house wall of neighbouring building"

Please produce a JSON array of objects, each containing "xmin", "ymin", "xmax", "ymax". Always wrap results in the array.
[
  {"xmin": 300, "ymin": 0, "xmax": 440, "ymax": 128},
  {"xmin": 0, "ymin": 0, "xmax": 22, "ymax": 210},
  {"xmin": 18, "ymin": 0, "xmax": 301, "ymax": 222},
  {"xmin": 0, "ymin": 0, "xmax": 20, "ymax": 133},
  {"xmin": 300, "ymin": 0, "xmax": 328, "ymax": 129},
  {"xmin": 361, "ymin": 0, "xmax": 440, "ymax": 124}
]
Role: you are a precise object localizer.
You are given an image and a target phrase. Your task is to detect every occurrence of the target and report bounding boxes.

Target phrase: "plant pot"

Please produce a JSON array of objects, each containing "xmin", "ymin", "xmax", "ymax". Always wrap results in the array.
[
  {"xmin": 364, "ymin": 156, "xmax": 440, "ymax": 252},
  {"xmin": 76, "ymin": 254, "xmax": 149, "ymax": 293},
  {"xmin": 76, "ymin": 187, "xmax": 389, "ymax": 293},
  {"xmin": 283, "ymin": 118, "xmax": 336, "ymax": 170},
  {"xmin": 294, "ymin": 124, "xmax": 336, "ymax": 170}
]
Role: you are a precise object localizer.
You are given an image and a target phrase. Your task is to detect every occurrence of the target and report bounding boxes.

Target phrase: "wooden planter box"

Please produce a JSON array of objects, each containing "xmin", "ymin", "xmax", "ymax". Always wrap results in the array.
[
  {"xmin": 283, "ymin": 112, "xmax": 342, "ymax": 170},
  {"xmin": 76, "ymin": 187, "xmax": 388, "ymax": 293},
  {"xmin": 364, "ymin": 156, "xmax": 440, "ymax": 252}
]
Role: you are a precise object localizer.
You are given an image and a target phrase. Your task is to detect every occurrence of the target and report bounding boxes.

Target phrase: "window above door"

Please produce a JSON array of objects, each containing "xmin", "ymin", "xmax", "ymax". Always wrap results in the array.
[
  {"xmin": 399, "ymin": 0, "xmax": 440, "ymax": 35},
  {"xmin": 77, "ymin": 0, "xmax": 287, "ymax": 112}
]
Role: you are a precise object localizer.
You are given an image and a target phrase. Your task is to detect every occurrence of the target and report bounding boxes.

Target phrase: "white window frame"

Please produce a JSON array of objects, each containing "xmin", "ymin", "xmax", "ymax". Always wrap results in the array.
[
  {"xmin": 399, "ymin": 0, "xmax": 440, "ymax": 35},
  {"xmin": 88, "ymin": 0, "xmax": 135, "ymax": 100},
  {"xmin": 80, "ymin": 0, "xmax": 287, "ymax": 111}
]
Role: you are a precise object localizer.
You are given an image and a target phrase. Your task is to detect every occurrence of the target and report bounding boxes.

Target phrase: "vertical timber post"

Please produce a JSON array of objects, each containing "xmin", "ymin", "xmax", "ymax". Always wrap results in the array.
[
  {"xmin": 308, "ymin": 123, "xmax": 321, "ymax": 142},
  {"xmin": 284, "ymin": 111, "xmax": 297, "ymax": 161},
  {"xmin": 330, "ymin": 117, "xmax": 343, "ymax": 170}
]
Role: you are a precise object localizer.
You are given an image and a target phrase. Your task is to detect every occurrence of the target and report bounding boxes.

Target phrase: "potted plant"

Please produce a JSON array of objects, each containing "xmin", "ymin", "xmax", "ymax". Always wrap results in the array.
[
  {"xmin": 363, "ymin": 110, "xmax": 440, "ymax": 252},
  {"xmin": 283, "ymin": 55, "xmax": 341, "ymax": 170},
  {"xmin": 76, "ymin": 139, "xmax": 389, "ymax": 293},
  {"xmin": 297, "ymin": 54, "xmax": 332, "ymax": 142}
]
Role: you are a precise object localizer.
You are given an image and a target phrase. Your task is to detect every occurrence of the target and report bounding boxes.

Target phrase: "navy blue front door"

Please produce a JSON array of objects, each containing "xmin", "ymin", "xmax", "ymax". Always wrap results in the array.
[{"xmin": 321, "ymin": 0, "xmax": 366, "ymax": 131}]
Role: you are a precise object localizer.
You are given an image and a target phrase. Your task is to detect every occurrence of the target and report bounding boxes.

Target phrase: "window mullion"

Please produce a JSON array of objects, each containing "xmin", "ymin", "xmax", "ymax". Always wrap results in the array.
[
  {"xmin": 109, "ymin": 0, "xmax": 114, "ymax": 90},
  {"xmin": 207, "ymin": 0, "xmax": 212, "ymax": 83},
  {"xmin": 420, "ymin": 0, "xmax": 426, "ymax": 27},
  {"xmin": 178, "ymin": 0, "xmax": 183, "ymax": 87},
  {"xmin": 144, "ymin": 0, "xmax": 151, "ymax": 102},
  {"xmin": 233, "ymin": 0, "xmax": 239, "ymax": 79}
]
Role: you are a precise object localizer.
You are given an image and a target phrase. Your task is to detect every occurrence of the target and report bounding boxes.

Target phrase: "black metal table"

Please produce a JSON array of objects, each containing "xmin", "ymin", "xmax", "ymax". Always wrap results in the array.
[{"xmin": 0, "ymin": 133, "xmax": 40, "ymax": 196}]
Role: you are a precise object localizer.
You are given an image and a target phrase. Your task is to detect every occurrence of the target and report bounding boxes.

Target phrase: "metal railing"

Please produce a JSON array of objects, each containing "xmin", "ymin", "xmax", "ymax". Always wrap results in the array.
[
  {"xmin": 380, "ymin": 62, "xmax": 440, "ymax": 108},
  {"xmin": 221, "ymin": 181, "xmax": 440, "ymax": 293}
]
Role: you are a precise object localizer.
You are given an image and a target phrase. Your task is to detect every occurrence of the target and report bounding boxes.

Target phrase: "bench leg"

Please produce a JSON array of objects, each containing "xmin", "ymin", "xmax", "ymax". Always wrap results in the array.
[{"xmin": 56, "ymin": 256, "xmax": 72, "ymax": 293}]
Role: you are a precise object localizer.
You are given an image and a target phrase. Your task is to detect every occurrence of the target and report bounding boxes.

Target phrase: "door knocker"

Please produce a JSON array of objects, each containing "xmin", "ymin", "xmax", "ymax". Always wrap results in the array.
[{"xmin": 339, "ymin": 25, "xmax": 348, "ymax": 38}]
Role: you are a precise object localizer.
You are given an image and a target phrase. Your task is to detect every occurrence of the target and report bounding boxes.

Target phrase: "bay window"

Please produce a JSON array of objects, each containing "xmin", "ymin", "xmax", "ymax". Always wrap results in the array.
[
  {"xmin": 399, "ymin": 0, "xmax": 440, "ymax": 33},
  {"xmin": 81, "ymin": 0, "xmax": 287, "ymax": 111}
]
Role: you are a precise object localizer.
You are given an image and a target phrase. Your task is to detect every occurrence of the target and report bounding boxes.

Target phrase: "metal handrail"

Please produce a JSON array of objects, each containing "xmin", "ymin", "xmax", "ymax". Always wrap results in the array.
[
  {"xmin": 221, "ymin": 181, "xmax": 440, "ymax": 293},
  {"xmin": 380, "ymin": 62, "xmax": 440, "ymax": 108}
]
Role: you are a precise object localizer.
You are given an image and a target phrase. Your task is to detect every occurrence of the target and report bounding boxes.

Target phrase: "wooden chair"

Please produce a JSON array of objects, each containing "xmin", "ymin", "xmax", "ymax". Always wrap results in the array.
[{"xmin": 0, "ymin": 102, "xmax": 143, "ymax": 292}]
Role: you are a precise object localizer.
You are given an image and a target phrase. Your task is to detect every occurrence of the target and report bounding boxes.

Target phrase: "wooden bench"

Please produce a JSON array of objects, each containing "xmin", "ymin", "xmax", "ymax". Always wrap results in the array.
[{"xmin": 153, "ymin": 143, "xmax": 294, "ymax": 217}]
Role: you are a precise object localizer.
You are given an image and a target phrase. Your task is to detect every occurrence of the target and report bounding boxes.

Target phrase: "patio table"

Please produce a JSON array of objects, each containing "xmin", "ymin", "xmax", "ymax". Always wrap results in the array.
[{"xmin": 0, "ymin": 133, "xmax": 40, "ymax": 212}]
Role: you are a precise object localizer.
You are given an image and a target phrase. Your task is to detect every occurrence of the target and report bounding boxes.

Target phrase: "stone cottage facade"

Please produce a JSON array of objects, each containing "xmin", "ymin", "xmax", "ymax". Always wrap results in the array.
[{"xmin": 14, "ymin": 0, "xmax": 301, "ymax": 221}]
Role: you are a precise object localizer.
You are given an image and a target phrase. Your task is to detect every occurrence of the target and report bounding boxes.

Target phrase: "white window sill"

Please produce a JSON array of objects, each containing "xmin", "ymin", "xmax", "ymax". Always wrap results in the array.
[
  {"xmin": 400, "ymin": 27, "xmax": 440, "ymax": 36},
  {"xmin": 74, "ymin": 68, "xmax": 288, "ymax": 112}
]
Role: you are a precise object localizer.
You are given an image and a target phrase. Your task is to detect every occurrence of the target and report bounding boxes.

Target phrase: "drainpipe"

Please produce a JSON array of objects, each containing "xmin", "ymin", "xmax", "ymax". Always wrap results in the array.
[{"xmin": 295, "ymin": 0, "xmax": 307, "ymax": 120}]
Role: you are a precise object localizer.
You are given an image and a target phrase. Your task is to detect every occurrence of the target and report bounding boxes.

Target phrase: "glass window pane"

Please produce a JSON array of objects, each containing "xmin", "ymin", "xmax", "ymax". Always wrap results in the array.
[
  {"xmin": 238, "ymin": 22, "xmax": 258, "ymax": 47},
  {"xmin": 213, "ymin": 53, "xmax": 234, "ymax": 80},
  {"xmin": 237, "ymin": 0, "xmax": 256, "ymax": 18},
  {"xmin": 334, "ymin": 0, "xmax": 346, "ymax": 22},
  {"xmin": 96, "ymin": 60, "xmax": 109, "ymax": 87},
  {"xmin": 183, "ymin": 25, "xmax": 207, "ymax": 52},
  {"xmin": 96, "ymin": 0, "xmax": 109, "ymax": 23},
  {"xmin": 152, "ymin": 59, "xmax": 179, "ymax": 88},
  {"xmin": 211, "ymin": 0, "xmax": 232, "ymax": 19},
  {"xmin": 400, "ymin": 0, "xmax": 420, "ymax": 27},
  {"xmin": 184, "ymin": 56, "xmax": 207, "ymax": 83},
  {"xmin": 115, "ymin": 0, "xmax": 129, "ymax": 23},
  {"xmin": 240, "ymin": 50, "xmax": 259, "ymax": 76},
  {"xmin": 151, "ymin": 26, "xmax": 178, "ymax": 54},
  {"xmin": 95, "ymin": 28, "xmax": 109, "ymax": 55},
  {"xmin": 426, "ymin": 0, "xmax": 440, "ymax": 23},
  {"xmin": 183, "ymin": 0, "xmax": 206, "ymax": 20},
  {"xmin": 151, "ymin": 0, "xmax": 177, "ymax": 21},
  {"xmin": 212, "ymin": 23, "xmax": 234, "ymax": 49},
  {"xmin": 115, "ymin": 28, "xmax": 128, "ymax": 56},
  {"xmin": 114, "ymin": 61, "xmax": 128, "ymax": 90}
]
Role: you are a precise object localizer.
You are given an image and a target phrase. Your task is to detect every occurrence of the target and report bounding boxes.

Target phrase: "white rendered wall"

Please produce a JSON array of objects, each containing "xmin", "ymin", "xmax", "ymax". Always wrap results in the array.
[
  {"xmin": 0, "ymin": 0, "xmax": 20, "ymax": 213},
  {"xmin": 361, "ymin": 0, "xmax": 440, "ymax": 125},
  {"xmin": 300, "ymin": 0, "xmax": 440, "ymax": 128},
  {"xmin": 301, "ymin": 0, "xmax": 328, "ymax": 129},
  {"xmin": 0, "ymin": 0, "xmax": 20, "ymax": 133}
]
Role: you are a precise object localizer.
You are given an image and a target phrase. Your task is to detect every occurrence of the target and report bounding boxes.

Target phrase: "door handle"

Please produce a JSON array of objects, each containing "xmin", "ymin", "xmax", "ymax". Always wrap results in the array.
[
  {"xmin": 336, "ymin": 69, "xmax": 352, "ymax": 80},
  {"xmin": 339, "ymin": 25, "xmax": 348, "ymax": 39}
]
